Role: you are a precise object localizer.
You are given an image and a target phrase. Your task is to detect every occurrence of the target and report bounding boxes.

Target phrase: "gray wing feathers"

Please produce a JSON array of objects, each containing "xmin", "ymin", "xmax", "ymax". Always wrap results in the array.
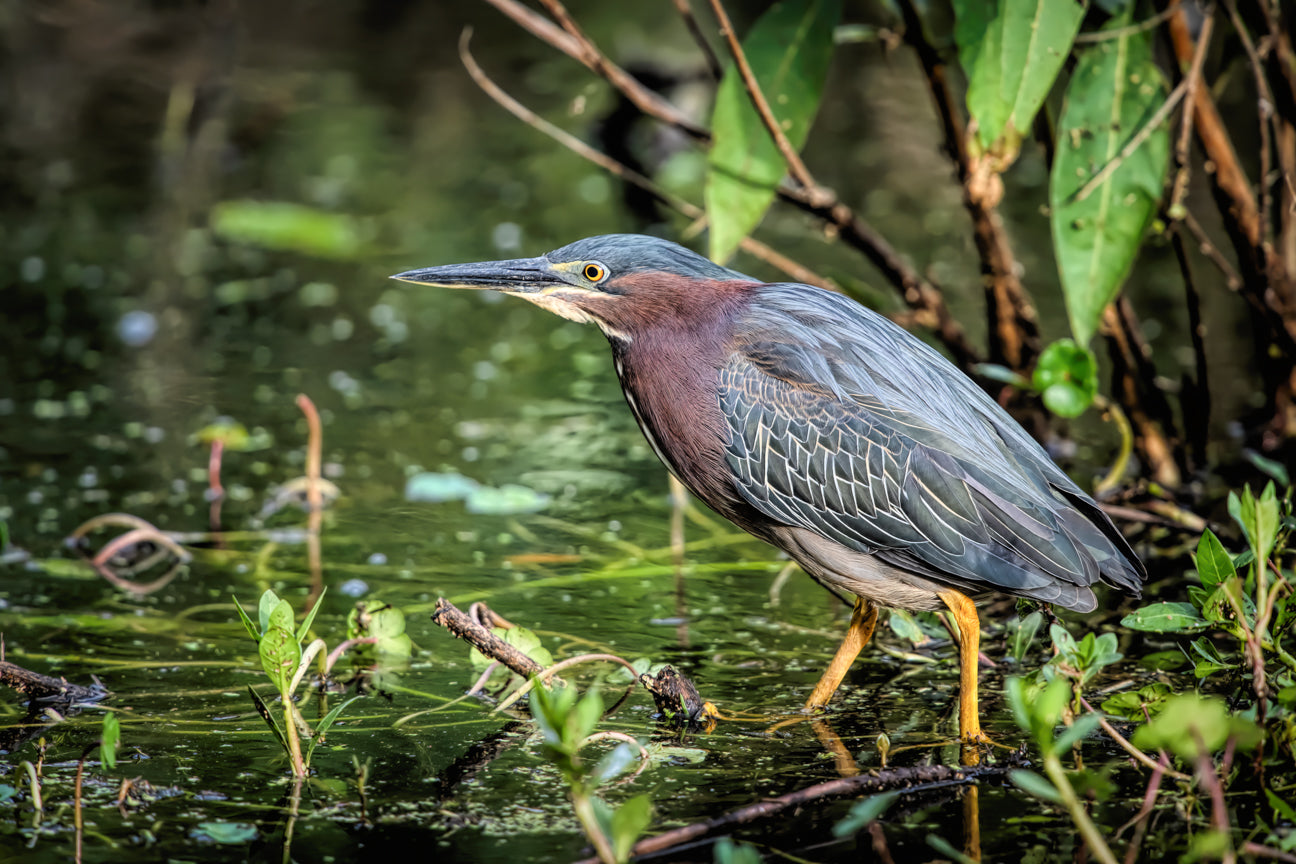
[{"xmin": 717, "ymin": 285, "xmax": 1145, "ymax": 610}]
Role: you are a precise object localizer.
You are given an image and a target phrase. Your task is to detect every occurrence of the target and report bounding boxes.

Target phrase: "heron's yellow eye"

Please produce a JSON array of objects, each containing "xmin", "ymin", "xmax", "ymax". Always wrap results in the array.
[{"xmin": 583, "ymin": 262, "xmax": 607, "ymax": 283}]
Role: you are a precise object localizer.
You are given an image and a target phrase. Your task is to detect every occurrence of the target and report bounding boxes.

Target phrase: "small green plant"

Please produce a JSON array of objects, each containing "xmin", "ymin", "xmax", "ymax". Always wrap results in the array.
[
  {"xmin": 530, "ymin": 681, "xmax": 651, "ymax": 864},
  {"xmin": 234, "ymin": 588, "xmax": 357, "ymax": 777},
  {"xmin": 1122, "ymin": 483, "xmax": 1293, "ymax": 751}
]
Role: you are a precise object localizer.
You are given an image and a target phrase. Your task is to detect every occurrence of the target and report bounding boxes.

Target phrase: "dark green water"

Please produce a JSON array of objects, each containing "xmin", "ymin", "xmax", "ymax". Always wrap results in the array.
[{"xmin": 0, "ymin": 2, "xmax": 1252, "ymax": 862}]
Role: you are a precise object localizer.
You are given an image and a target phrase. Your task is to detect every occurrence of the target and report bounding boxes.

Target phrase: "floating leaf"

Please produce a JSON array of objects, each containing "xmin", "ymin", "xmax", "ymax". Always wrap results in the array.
[
  {"xmin": 465, "ymin": 484, "xmax": 550, "ymax": 515},
  {"xmin": 1120, "ymin": 602, "xmax": 1209, "ymax": 634},
  {"xmin": 404, "ymin": 471, "xmax": 480, "ymax": 503},
  {"xmin": 705, "ymin": 0, "xmax": 840, "ymax": 262},
  {"xmin": 1032, "ymin": 339, "xmax": 1098, "ymax": 417},
  {"xmin": 1101, "ymin": 682, "xmax": 1172, "ymax": 721},
  {"xmin": 1050, "ymin": 9, "xmax": 1170, "ymax": 346},
  {"xmin": 210, "ymin": 200, "xmax": 361, "ymax": 260},
  {"xmin": 193, "ymin": 821, "xmax": 258, "ymax": 845},
  {"xmin": 954, "ymin": 0, "xmax": 1085, "ymax": 154}
]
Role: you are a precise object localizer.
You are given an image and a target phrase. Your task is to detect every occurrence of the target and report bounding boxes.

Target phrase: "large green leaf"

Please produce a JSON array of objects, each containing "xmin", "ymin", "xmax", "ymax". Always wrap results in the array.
[
  {"xmin": 705, "ymin": 0, "xmax": 839, "ymax": 263},
  {"xmin": 1050, "ymin": 10, "xmax": 1170, "ymax": 346},
  {"xmin": 954, "ymin": 0, "xmax": 1084, "ymax": 153}
]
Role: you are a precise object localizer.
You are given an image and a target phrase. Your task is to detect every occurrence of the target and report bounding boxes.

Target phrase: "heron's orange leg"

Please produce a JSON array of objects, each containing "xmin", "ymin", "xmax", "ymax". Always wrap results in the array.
[
  {"xmin": 937, "ymin": 588, "xmax": 990, "ymax": 744},
  {"xmin": 803, "ymin": 599, "xmax": 878, "ymax": 711}
]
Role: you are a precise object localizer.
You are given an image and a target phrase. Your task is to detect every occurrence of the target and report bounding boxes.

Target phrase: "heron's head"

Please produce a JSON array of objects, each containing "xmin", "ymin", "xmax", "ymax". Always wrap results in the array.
[{"xmin": 392, "ymin": 234, "xmax": 753, "ymax": 340}]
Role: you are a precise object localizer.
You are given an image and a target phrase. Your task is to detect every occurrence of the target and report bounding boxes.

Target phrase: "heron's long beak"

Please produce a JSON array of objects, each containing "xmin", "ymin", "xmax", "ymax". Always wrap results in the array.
[{"xmin": 390, "ymin": 257, "xmax": 560, "ymax": 294}]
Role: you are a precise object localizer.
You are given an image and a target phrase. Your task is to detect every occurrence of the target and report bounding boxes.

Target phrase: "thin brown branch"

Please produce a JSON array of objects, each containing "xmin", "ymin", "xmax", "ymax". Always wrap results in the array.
[
  {"xmin": 894, "ymin": 0, "xmax": 1039, "ymax": 371},
  {"xmin": 1223, "ymin": 0, "xmax": 1274, "ymax": 238},
  {"xmin": 431, "ymin": 598, "xmax": 545, "ymax": 679},
  {"xmin": 671, "ymin": 0, "xmax": 723, "ymax": 80},
  {"xmin": 704, "ymin": 0, "xmax": 829, "ymax": 203},
  {"xmin": 457, "ymin": 30, "xmax": 838, "ymax": 292},
  {"xmin": 1101, "ymin": 301, "xmax": 1181, "ymax": 488},
  {"xmin": 1183, "ymin": 211, "xmax": 1244, "ymax": 290},
  {"xmin": 1074, "ymin": 6, "xmax": 1178, "ymax": 42},
  {"xmin": 573, "ymin": 759, "xmax": 1021, "ymax": 864},
  {"xmin": 1172, "ymin": 226, "xmax": 1211, "ymax": 468},
  {"xmin": 487, "ymin": 0, "xmax": 709, "ymax": 139},
  {"xmin": 1169, "ymin": 6, "xmax": 1296, "ymax": 343}
]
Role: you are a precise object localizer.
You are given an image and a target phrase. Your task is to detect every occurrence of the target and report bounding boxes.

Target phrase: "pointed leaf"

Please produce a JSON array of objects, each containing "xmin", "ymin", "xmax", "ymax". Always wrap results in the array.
[
  {"xmin": 1009, "ymin": 769, "xmax": 1063, "ymax": 804},
  {"xmin": 610, "ymin": 794, "xmax": 653, "ymax": 861},
  {"xmin": 1051, "ymin": 8, "xmax": 1171, "ymax": 345},
  {"xmin": 247, "ymin": 685, "xmax": 289, "ymax": 754},
  {"xmin": 306, "ymin": 695, "xmax": 360, "ymax": 765},
  {"xmin": 706, "ymin": 0, "xmax": 840, "ymax": 262},
  {"xmin": 258, "ymin": 589, "xmax": 280, "ymax": 634},
  {"xmin": 233, "ymin": 595, "xmax": 261, "ymax": 642},
  {"xmin": 1052, "ymin": 712, "xmax": 1101, "ymax": 753},
  {"xmin": 954, "ymin": 0, "xmax": 1085, "ymax": 153},
  {"xmin": 833, "ymin": 792, "xmax": 898, "ymax": 836},
  {"xmin": 295, "ymin": 586, "xmax": 327, "ymax": 645},
  {"xmin": 100, "ymin": 713, "xmax": 121, "ymax": 771},
  {"xmin": 1194, "ymin": 530, "xmax": 1234, "ymax": 592}
]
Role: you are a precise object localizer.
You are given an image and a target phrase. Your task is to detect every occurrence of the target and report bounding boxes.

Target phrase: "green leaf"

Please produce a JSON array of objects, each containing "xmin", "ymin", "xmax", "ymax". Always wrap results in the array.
[
  {"xmin": 1101, "ymin": 682, "xmax": 1172, "ymax": 721},
  {"xmin": 714, "ymin": 838, "xmax": 765, "ymax": 864},
  {"xmin": 233, "ymin": 595, "xmax": 261, "ymax": 642},
  {"xmin": 1194, "ymin": 530, "xmax": 1234, "ymax": 592},
  {"xmin": 247, "ymin": 685, "xmax": 289, "ymax": 754},
  {"xmin": 267, "ymin": 598, "xmax": 295, "ymax": 636},
  {"xmin": 833, "ymin": 792, "xmax": 898, "ymax": 836},
  {"xmin": 954, "ymin": 0, "xmax": 1085, "ymax": 153},
  {"xmin": 1243, "ymin": 450, "xmax": 1291, "ymax": 487},
  {"xmin": 295, "ymin": 586, "xmax": 327, "ymax": 645},
  {"xmin": 306, "ymin": 695, "xmax": 360, "ymax": 766},
  {"xmin": 705, "ymin": 0, "xmax": 840, "ymax": 262},
  {"xmin": 1032, "ymin": 339, "xmax": 1098, "ymax": 417},
  {"xmin": 1130, "ymin": 693, "xmax": 1250, "ymax": 760},
  {"xmin": 259, "ymin": 625, "xmax": 301, "ymax": 694},
  {"xmin": 193, "ymin": 821, "xmax": 258, "ymax": 845},
  {"xmin": 887, "ymin": 609, "xmax": 926, "ymax": 644},
  {"xmin": 210, "ymin": 200, "xmax": 361, "ymax": 260},
  {"xmin": 1009, "ymin": 768, "xmax": 1063, "ymax": 804},
  {"xmin": 1052, "ymin": 712, "xmax": 1101, "ymax": 753},
  {"xmin": 257, "ymin": 589, "xmax": 280, "ymax": 635},
  {"xmin": 100, "ymin": 713, "xmax": 120, "ymax": 771},
  {"xmin": 592, "ymin": 742, "xmax": 640, "ymax": 785},
  {"xmin": 610, "ymin": 794, "xmax": 653, "ymax": 862},
  {"xmin": 1010, "ymin": 610, "xmax": 1043, "ymax": 662},
  {"xmin": 1050, "ymin": 8, "xmax": 1171, "ymax": 346},
  {"xmin": 572, "ymin": 686, "xmax": 604, "ymax": 745},
  {"xmin": 1120, "ymin": 602, "xmax": 1210, "ymax": 634}
]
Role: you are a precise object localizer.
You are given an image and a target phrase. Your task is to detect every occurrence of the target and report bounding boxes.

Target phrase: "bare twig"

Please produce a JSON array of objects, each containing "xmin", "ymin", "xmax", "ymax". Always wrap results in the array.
[
  {"xmin": 431, "ymin": 598, "xmax": 545, "ymax": 679},
  {"xmin": 671, "ymin": 0, "xmax": 722, "ymax": 80},
  {"xmin": 458, "ymin": 30, "xmax": 837, "ymax": 292},
  {"xmin": 0, "ymin": 661, "xmax": 104, "ymax": 704},
  {"xmin": 1074, "ymin": 6, "xmax": 1178, "ymax": 42},
  {"xmin": 573, "ymin": 759, "xmax": 1021, "ymax": 864},
  {"xmin": 704, "ymin": 0, "xmax": 828, "ymax": 203},
  {"xmin": 1223, "ymin": 0, "xmax": 1274, "ymax": 239}
]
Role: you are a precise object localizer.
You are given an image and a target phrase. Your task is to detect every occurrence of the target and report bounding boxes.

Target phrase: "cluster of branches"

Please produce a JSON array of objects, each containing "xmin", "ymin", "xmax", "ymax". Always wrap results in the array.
[{"xmin": 464, "ymin": 0, "xmax": 1295, "ymax": 502}]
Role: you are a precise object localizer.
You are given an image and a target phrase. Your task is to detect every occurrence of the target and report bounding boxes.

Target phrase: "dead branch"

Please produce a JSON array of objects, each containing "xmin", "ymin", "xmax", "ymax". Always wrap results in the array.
[
  {"xmin": 573, "ymin": 757, "xmax": 1023, "ymax": 863},
  {"xmin": 0, "ymin": 661, "xmax": 106, "ymax": 705},
  {"xmin": 431, "ymin": 598, "xmax": 544, "ymax": 679}
]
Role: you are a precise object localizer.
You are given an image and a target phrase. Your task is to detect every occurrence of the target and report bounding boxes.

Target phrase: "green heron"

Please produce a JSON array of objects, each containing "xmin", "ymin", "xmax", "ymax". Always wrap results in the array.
[{"xmin": 394, "ymin": 234, "xmax": 1145, "ymax": 742}]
